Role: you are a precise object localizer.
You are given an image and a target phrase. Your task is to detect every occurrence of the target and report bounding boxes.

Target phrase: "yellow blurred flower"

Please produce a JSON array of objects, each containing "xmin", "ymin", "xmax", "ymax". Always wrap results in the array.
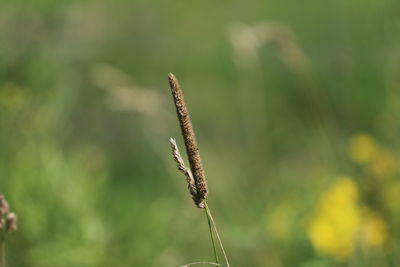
[
  {"xmin": 383, "ymin": 181, "xmax": 400, "ymax": 213},
  {"xmin": 308, "ymin": 177, "xmax": 361, "ymax": 261},
  {"xmin": 361, "ymin": 210, "xmax": 388, "ymax": 248},
  {"xmin": 308, "ymin": 177, "xmax": 389, "ymax": 260},
  {"xmin": 349, "ymin": 133, "xmax": 399, "ymax": 180},
  {"xmin": 370, "ymin": 149, "xmax": 396, "ymax": 178},
  {"xmin": 349, "ymin": 133, "xmax": 378, "ymax": 164}
]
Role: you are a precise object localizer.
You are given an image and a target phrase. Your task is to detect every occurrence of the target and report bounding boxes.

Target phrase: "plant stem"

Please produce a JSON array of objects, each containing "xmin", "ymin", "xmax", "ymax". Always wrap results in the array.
[
  {"xmin": 180, "ymin": 261, "xmax": 221, "ymax": 267},
  {"xmin": 0, "ymin": 236, "xmax": 5, "ymax": 267},
  {"xmin": 204, "ymin": 203, "xmax": 230, "ymax": 267},
  {"xmin": 205, "ymin": 206, "xmax": 219, "ymax": 265}
]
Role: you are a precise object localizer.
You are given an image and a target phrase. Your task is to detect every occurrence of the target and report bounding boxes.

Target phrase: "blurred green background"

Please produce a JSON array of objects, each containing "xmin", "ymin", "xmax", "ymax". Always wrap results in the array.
[{"xmin": 1, "ymin": 0, "xmax": 400, "ymax": 266}]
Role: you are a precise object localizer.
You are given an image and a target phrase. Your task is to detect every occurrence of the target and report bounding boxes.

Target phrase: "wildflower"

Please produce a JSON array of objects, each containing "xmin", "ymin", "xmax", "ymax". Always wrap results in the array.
[
  {"xmin": 308, "ymin": 177, "xmax": 361, "ymax": 261},
  {"xmin": 348, "ymin": 133, "xmax": 378, "ymax": 164},
  {"xmin": 361, "ymin": 210, "xmax": 387, "ymax": 248},
  {"xmin": 383, "ymin": 181, "xmax": 400, "ymax": 213},
  {"xmin": 370, "ymin": 149, "xmax": 396, "ymax": 178}
]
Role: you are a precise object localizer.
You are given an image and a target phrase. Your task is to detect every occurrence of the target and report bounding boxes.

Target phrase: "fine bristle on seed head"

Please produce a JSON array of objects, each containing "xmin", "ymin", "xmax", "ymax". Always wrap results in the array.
[{"xmin": 170, "ymin": 138, "xmax": 205, "ymax": 208}]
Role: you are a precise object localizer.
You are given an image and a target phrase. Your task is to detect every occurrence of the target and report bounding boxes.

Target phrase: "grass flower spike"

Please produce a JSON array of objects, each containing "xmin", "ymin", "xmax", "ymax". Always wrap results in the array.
[
  {"xmin": 168, "ymin": 73, "xmax": 208, "ymax": 208},
  {"xmin": 168, "ymin": 74, "xmax": 230, "ymax": 267}
]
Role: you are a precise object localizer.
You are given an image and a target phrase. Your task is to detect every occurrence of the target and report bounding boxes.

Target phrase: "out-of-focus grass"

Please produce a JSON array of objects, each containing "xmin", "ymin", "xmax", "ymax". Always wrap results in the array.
[{"xmin": 0, "ymin": 0, "xmax": 400, "ymax": 266}]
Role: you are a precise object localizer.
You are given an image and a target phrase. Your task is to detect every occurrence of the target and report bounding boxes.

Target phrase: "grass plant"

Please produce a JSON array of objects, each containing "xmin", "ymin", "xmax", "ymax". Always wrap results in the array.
[
  {"xmin": 0, "ymin": 194, "xmax": 17, "ymax": 267},
  {"xmin": 168, "ymin": 74, "xmax": 230, "ymax": 267}
]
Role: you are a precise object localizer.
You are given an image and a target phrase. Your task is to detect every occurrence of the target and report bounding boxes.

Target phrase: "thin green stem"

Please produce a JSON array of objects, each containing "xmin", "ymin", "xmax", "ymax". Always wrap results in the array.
[
  {"xmin": 204, "ymin": 203, "xmax": 230, "ymax": 267},
  {"xmin": 205, "ymin": 206, "xmax": 219, "ymax": 265},
  {"xmin": 0, "ymin": 233, "xmax": 5, "ymax": 267},
  {"xmin": 180, "ymin": 261, "xmax": 221, "ymax": 267}
]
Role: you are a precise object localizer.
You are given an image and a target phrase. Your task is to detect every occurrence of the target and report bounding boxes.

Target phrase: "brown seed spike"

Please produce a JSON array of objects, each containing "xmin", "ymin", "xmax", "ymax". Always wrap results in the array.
[{"xmin": 168, "ymin": 73, "xmax": 208, "ymax": 207}]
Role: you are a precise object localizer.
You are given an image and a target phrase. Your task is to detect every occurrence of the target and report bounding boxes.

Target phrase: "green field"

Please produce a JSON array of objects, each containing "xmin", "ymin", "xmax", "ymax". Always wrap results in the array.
[{"xmin": 1, "ymin": 1, "xmax": 400, "ymax": 266}]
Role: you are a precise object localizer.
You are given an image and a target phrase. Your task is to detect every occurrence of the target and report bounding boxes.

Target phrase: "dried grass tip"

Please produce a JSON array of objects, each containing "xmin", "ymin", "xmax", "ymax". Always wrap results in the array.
[
  {"xmin": 0, "ymin": 193, "xmax": 18, "ymax": 232},
  {"xmin": 168, "ymin": 73, "xmax": 208, "ymax": 208}
]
